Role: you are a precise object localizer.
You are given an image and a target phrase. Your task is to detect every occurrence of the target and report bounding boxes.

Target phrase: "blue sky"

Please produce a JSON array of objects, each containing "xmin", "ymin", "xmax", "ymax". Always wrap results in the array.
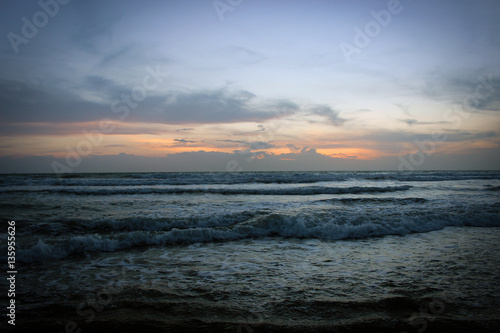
[{"xmin": 1, "ymin": 0, "xmax": 499, "ymax": 173}]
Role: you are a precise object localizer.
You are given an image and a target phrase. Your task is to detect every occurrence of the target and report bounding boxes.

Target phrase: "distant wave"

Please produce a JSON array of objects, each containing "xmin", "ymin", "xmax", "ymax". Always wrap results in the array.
[
  {"xmin": 1, "ymin": 185, "xmax": 412, "ymax": 196},
  {"xmin": 319, "ymin": 197, "xmax": 428, "ymax": 204},
  {"xmin": 1, "ymin": 171, "xmax": 499, "ymax": 187}
]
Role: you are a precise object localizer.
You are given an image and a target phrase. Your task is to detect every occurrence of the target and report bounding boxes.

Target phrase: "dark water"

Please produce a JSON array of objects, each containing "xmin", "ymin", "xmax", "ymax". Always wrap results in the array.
[{"xmin": 0, "ymin": 171, "xmax": 499, "ymax": 332}]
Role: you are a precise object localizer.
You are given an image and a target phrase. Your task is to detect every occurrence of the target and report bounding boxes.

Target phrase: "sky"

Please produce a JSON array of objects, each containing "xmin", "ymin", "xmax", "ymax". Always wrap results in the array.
[{"xmin": 1, "ymin": 0, "xmax": 500, "ymax": 173}]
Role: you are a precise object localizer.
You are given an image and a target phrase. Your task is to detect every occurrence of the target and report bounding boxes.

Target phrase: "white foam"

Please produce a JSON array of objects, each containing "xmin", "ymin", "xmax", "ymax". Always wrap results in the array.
[{"xmin": 16, "ymin": 209, "xmax": 500, "ymax": 264}]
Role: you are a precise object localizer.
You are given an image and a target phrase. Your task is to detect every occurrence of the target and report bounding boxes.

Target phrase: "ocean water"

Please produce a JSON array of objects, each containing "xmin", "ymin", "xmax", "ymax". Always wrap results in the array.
[{"xmin": 1, "ymin": 171, "xmax": 500, "ymax": 332}]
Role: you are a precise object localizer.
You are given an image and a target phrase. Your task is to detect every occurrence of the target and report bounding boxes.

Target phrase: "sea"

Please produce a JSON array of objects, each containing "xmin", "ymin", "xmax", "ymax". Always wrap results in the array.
[{"xmin": 1, "ymin": 170, "xmax": 499, "ymax": 332}]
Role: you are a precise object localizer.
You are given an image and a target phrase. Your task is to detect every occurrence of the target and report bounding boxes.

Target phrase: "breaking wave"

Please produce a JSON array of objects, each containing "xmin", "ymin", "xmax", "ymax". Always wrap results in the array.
[{"xmin": 14, "ymin": 208, "xmax": 500, "ymax": 263}]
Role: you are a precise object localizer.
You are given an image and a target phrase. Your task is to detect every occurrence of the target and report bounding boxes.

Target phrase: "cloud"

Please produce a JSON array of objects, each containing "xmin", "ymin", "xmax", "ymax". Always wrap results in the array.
[
  {"xmin": 2, "ymin": 143, "xmax": 500, "ymax": 174},
  {"xmin": 217, "ymin": 139, "xmax": 248, "ymax": 145},
  {"xmin": 249, "ymin": 141, "xmax": 275, "ymax": 150},
  {"xmin": 330, "ymin": 152, "xmax": 358, "ymax": 159},
  {"xmin": 221, "ymin": 140, "xmax": 275, "ymax": 152},
  {"xmin": 128, "ymin": 89, "xmax": 297, "ymax": 124},
  {"xmin": 286, "ymin": 144, "xmax": 301, "ymax": 153},
  {"xmin": 174, "ymin": 139, "xmax": 197, "ymax": 144},
  {"xmin": 310, "ymin": 105, "xmax": 345, "ymax": 126},
  {"xmin": 0, "ymin": 80, "xmax": 298, "ymax": 127},
  {"xmin": 394, "ymin": 103, "xmax": 413, "ymax": 117},
  {"xmin": 399, "ymin": 119, "xmax": 450, "ymax": 126},
  {"xmin": 443, "ymin": 130, "xmax": 497, "ymax": 142},
  {"xmin": 421, "ymin": 71, "xmax": 500, "ymax": 111},
  {"xmin": 0, "ymin": 79, "xmax": 109, "ymax": 123},
  {"xmin": 270, "ymin": 100, "xmax": 301, "ymax": 114},
  {"xmin": 471, "ymin": 76, "xmax": 500, "ymax": 111},
  {"xmin": 362, "ymin": 130, "xmax": 497, "ymax": 143},
  {"xmin": 0, "ymin": 121, "xmax": 169, "ymax": 136},
  {"xmin": 0, "ymin": 149, "xmax": 347, "ymax": 173}
]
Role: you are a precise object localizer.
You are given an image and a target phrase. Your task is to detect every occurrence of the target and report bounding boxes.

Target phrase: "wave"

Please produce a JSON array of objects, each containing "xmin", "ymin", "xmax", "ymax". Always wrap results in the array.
[
  {"xmin": 319, "ymin": 197, "xmax": 428, "ymax": 204},
  {"xmin": 485, "ymin": 185, "xmax": 500, "ymax": 191},
  {"xmin": 1, "ymin": 185, "xmax": 412, "ymax": 196},
  {"xmin": 362, "ymin": 171, "xmax": 500, "ymax": 182},
  {"xmin": 13, "ymin": 207, "xmax": 500, "ymax": 263},
  {"xmin": 1, "ymin": 171, "xmax": 499, "ymax": 188},
  {"xmin": 30, "ymin": 211, "xmax": 264, "ymax": 235}
]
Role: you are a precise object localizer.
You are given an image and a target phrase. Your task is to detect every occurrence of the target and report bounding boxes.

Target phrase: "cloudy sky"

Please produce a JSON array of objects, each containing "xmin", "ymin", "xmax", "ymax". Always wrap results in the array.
[{"xmin": 1, "ymin": 0, "xmax": 499, "ymax": 173}]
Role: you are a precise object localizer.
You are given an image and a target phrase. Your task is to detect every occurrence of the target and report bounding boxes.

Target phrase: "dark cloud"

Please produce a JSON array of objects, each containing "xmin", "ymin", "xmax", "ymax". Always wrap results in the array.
[
  {"xmin": 0, "ymin": 80, "xmax": 297, "ymax": 127},
  {"xmin": 128, "ymin": 89, "xmax": 296, "ymax": 124},
  {"xmin": 310, "ymin": 105, "xmax": 345, "ymax": 126},
  {"xmin": 286, "ymin": 144, "xmax": 300, "ymax": 153},
  {"xmin": 221, "ymin": 140, "xmax": 275, "ymax": 152},
  {"xmin": 0, "ymin": 79, "xmax": 109, "ymax": 123},
  {"xmin": 444, "ymin": 131, "xmax": 497, "ymax": 141},
  {"xmin": 271, "ymin": 100, "xmax": 300, "ymax": 114},
  {"xmin": 399, "ymin": 119, "xmax": 450, "ymax": 126},
  {"xmin": 0, "ymin": 120, "xmax": 171, "ymax": 136},
  {"xmin": 216, "ymin": 139, "xmax": 248, "ymax": 144},
  {"xmin": 104, "ymin": 144, "xmax": 126, "ymax": 148},
  {"xmin": 362, "ymin": 130, "xmax": 497, "ymax": 143},
  {"xmin": 174, "ymin": 139, "xmax": 197, "ymax": 144},
  {"xmin": 249, "ymin": 141, "xmax": 275, "ymax": 150}
]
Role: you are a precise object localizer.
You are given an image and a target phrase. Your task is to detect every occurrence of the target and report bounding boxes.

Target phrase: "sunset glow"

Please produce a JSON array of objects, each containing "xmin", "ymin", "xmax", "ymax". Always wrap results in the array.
[{"xmin": 1, "ymin": 0, "xmax": 499, "ymax": 172}]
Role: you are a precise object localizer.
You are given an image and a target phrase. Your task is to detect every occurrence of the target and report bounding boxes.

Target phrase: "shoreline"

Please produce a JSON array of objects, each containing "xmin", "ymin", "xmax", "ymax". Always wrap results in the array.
[{"xmin": 5, "ymin": 305, "xmax": 500, "ymax": 333}]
